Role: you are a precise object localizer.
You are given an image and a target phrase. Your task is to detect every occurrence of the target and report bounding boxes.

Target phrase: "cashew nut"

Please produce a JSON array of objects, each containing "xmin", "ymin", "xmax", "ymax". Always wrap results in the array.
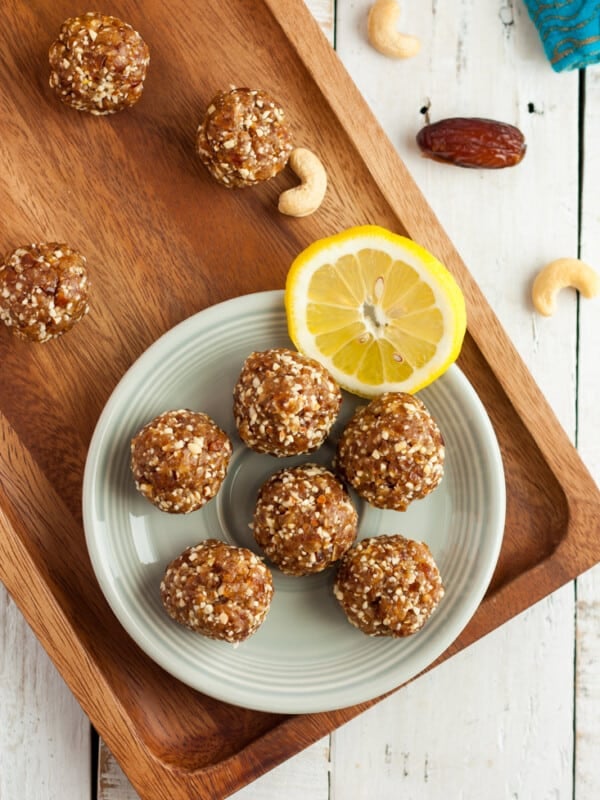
[
  {"xmin": 278, "ymin": 148, "xmax": 327, "ymax": 218},
  {"xmin": 367, "ymin": 0, "xmax": 421, "ymax": 59},
  {"xmin": 532, "ymin": 257, "xmax": 600, "ymax": 316}
]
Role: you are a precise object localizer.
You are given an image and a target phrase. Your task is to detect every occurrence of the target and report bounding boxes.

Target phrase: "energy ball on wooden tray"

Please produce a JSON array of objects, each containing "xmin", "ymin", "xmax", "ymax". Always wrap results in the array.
[
  {"xmin": 336, "ymin": 392, "xmax": 444, "ymax": 511},
  {"xmin": 253, "ymin": 463, "xmax": 358, "ymax": 576},
  {"xmin": 49, "ymin": 12, "xmax": 149, "ymax": 115},
  {"xmin": 0, "ymin": 242, "xmax": 90, "ymax": 342},
  {"xmin": 160, "ymin": 539, "xmax": 274, "ymax": 643},
  {"xmin": 196, "ymin": 87, "xmax": 293, "ymax": 187},
  {"xmin": 333, "ymin": 534, "xmax": 444, "ymax": 637},
  {"xmin": 233, "ymin": 347, "xmax": 342, "ymax": 456},
  {"xmin": 131, "ymin": 409, "xmax": 232, "ymax": 513}
]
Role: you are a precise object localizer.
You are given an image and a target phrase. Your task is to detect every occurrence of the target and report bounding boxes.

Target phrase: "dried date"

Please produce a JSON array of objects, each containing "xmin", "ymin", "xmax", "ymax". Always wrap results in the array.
[{"xmin": 416, "ymin": 117, "xmax": 526, "ymax": 169}]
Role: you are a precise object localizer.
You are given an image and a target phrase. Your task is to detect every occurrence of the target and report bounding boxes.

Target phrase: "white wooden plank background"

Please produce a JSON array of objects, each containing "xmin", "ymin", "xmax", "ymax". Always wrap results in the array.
[
  {"xmin": 0, "ymin": 589, "xmax": 90, "ymax": 798},
  {"xmin": 1, "ymin": 2, "xmax": 598, "ymax": 799}
]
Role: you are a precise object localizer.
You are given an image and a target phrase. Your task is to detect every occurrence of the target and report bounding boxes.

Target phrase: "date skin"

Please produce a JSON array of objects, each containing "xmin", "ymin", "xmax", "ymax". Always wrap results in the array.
[{"xmin": 416, "ymin": 117, "xmax": 526, "ymax": 169}]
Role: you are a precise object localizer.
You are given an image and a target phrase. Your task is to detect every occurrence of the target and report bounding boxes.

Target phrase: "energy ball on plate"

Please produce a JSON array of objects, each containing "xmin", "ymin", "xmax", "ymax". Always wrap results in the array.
[
  {"xmin": 196, "ymin": 87, "xmax": 293, "ymax": 187},
  {"xmin": 336, "ymin": 392, "xmax": 444, "ymax": 511},
  {"xmin": 253, "ymin": 464, "xmax": 358, "ymax": 576},
  {"xmin": 49, "ymin": 12, "xmax": 149, "ymax": 115},
  {"xmin": 160, "ymin": 539, "xmax": 274, "ymax": 643},
  {"xmin": 0, "ymin": 242, "xmax": 90, "ymax": 342},
  {"xmin": 131, "ymin": 409, "xmax": 232, "ymax": 513},
  {"xmin": 233, "ymin": 348, "xmax": 342, "ymax": 456},
  {"xmin": 333, "ymin": 534, "xmax": 444, "ymax": 637}
]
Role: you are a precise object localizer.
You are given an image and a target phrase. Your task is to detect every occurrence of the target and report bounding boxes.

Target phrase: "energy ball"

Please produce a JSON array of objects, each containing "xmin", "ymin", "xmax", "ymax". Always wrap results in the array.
[
  {"xmin": 196, "ymin": 87, "xmax": 293, "ymax": 187},
  {"xmin": 336, "ymin": 392, "xmax": 444, "ymax": 511},
  {"xmin": 160, "ymin": 539, "xmax": 274, "ymax": 643},
  {"xmin": 0, "ymin": 242, "xmax": 90, "ymax": 342},
  {"xmin": 131, "ymin": 409, "xmax": 232, "ymax": 513},
  {"xmin": 233, "ymin": 348, "xmax": 342, "ymax": 456},
  {"xmin": 253, "ymin": 464, "xmax": 358, "ymax": 576},
  {"xmin": 333, "ymin": 534, "xmax": 444, "ymax": 637},
  {"xmin": 49, "ymin": 12, "xmax": 149, "ymax": 115}
]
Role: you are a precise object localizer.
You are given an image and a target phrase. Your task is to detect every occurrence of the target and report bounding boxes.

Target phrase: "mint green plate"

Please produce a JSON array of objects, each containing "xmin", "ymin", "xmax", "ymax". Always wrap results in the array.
[{"xmin": 83, "ymin": 290, "xmax": 505, "ymax": 713}]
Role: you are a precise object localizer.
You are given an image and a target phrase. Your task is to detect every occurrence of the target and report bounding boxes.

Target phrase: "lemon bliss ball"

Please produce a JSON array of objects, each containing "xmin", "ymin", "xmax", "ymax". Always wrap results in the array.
[
  {"xmin": 160, "ymin": 540, "xmax": 274, "ymax": 643},
  {"xmin": 0, "ymin": 242, "xmax": 90, "ymax": 342},
  {"xmin": 130, "ymin": 409, "xmax": 232, "ymax": 513},
  {"xmin": 253, "ymin": 464, "xmax": 358, "ymax": 576},
  {"xmin": 233, "ymin": 348, "xmax": 342, "ymax": 457},
  {"xmin": 335, "ymin": 392, "xmax": 444, "ymax": 511},
  {"xmin": 334, "ymin": 535, "xmax": 444, "ymax": 637},
  {"xmin": 49, "ymin": 12, "xmax": 149, "ymax": 115},
  {"xmin": 196, "ymin": 87, "xmax": 293, "ymax": 187}
]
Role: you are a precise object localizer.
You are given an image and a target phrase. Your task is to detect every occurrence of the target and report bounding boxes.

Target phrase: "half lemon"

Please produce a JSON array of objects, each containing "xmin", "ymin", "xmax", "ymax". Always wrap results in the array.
[{"xmin": 285, "ymin": 225, "xmax": 467, "ymax": 397}]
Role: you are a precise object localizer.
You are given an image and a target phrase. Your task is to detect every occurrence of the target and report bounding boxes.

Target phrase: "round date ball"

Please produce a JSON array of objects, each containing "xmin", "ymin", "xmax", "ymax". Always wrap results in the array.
[
  {"xmin": 0, "ymin": 242, "xmax": 90, "ymax": 342},
  {"xmin": 336, "ymin": 392, "xmax": 444, "ymax": 511},
  {"xmin": 196, "ymin": 87, "xmax": 293, "ymax": 187},
  {"xmin": 49, "ymin": 12, "xmax": 149, "ymax": 115},
  {"xmin": 333, "ymin": 534, "xmax": 444, "ymax": 637},
  {"xmin": 253, "ymin": 464, "xmax": 358, "ymax": 576},
  {"xmin": 160, "ymin": 539, "xmax": 274, "ymax": 643},
  {"xmin": 131, "ymin": 409, "xmax": 232, "ymax": 513},
  {"xmin": 233, "ymin": 348, "xmax": 342, "ymax": 457}
]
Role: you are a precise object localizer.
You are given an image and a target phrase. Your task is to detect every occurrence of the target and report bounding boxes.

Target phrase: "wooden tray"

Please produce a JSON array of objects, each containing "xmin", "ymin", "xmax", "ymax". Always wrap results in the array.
[{"xmin": 0, "ymin": 1, "xmax": 598, "ymax": 798}]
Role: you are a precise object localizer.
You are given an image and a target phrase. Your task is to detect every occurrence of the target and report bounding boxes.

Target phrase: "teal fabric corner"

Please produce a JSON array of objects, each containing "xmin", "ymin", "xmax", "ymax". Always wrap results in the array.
[{"xmin": 522, "ymin": 0, "xmax": 600, "ymax": 71}]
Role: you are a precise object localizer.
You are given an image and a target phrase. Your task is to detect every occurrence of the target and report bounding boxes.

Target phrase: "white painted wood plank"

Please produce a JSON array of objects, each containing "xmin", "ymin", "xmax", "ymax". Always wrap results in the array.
[
  {"xmin": 575, "ymin": 61, "xmax": 600, "ymax": 800},
  {"xmin": 579, "ymin": 63, "xmax": 600, "ymax": 486},
  {"xmin": 575, "ymin": 566, "xmax": 600, "ymax": 800},
  {"xmin": 332, "ymin": 2, "xmax": 579, "ymax": 799},
  {"xmin": 0, "ymin": 589, "xmax": 91, "ymax": 800},
  {"xmin": 96, "ymin": 737, "xmax": 331, "ymax": 800},
  {"xmin": 307, "ymin": 0, "xmax": 335, "ymax": 45},
  {"xmin": 97, "ymin": 740, "xmax": 140, "ymax": 800},
  {"xmin": 229, "ymin": 738, "xmax": 330, "ymax": 800},
  {"xmin": 331, "ymin": 586, "xmax": 575, "ymax": 800}
]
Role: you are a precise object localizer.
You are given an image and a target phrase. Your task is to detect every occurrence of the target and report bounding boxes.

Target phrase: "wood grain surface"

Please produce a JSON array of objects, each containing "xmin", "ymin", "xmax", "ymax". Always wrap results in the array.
[{"xmin": 0, "ymin": 1, "xmax": 599, "ymax": 799}]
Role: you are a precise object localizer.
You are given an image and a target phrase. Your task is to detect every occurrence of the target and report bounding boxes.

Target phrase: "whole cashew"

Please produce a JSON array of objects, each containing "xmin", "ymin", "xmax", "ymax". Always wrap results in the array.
[
  {"xmin": 532, "ymin": 257, "xmax": 600, "ymax": 316},
  {"xmin": 368, "ymin": 0, "xmax": 421, "ymax": 59},
  {"xmin": 278, "ymin": 148, "xmax": 327, "ymax": 218}
]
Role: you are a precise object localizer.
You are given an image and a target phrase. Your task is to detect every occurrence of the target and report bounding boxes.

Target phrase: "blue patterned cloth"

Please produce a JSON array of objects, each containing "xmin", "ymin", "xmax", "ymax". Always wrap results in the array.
[{"xmin": 523, "ymin": 0, "xmax": 600, "ymax": 71}]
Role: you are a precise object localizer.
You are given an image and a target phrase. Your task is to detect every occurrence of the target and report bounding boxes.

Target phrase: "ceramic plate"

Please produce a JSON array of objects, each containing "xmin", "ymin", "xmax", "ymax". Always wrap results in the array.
[{"xmin": 83, "ymin": 290, "xmax": 505, "ymax": 713}]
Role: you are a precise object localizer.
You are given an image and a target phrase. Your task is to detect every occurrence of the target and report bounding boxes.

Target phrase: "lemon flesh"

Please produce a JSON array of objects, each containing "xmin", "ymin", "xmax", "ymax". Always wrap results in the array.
[{"xmin": 285, "ymin": 225, "xmax": 467, "ymax": 396}]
